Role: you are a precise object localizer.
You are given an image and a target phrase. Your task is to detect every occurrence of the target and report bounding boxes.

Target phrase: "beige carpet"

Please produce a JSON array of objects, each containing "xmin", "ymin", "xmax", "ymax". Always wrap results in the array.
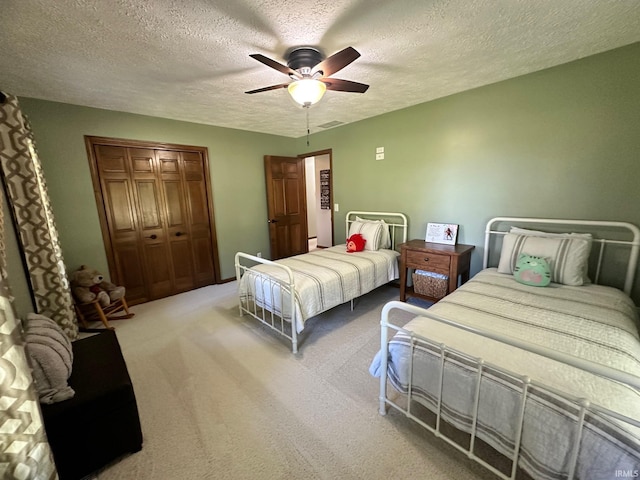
[{"xmin": 92, "ymin": 282, "xmax": 496, "ymax": 480}]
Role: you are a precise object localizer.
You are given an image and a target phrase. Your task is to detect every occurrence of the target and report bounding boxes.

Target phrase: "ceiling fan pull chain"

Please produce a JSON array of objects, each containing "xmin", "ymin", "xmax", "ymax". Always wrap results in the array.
[{"xmin": 306, "ymin": 105, "xmax": 310, "ymax": 146}]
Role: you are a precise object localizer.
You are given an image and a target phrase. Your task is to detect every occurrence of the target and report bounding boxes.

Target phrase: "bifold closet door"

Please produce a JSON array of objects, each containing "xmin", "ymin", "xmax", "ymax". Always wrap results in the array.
[
  {"xmin": 181, "ymin": 151, "xmax": 216, "ymax": 287},
  {"xmin": 95, "ymin": 145, "xmax": 149, "ymax": 302},
  {"xmin": 94, "ymin": 144, "xmax": 216, "ymax": 303}
]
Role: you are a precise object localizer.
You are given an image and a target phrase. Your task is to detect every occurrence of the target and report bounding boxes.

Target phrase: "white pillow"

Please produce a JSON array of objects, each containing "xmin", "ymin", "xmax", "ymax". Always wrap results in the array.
[
  {"xmin": 348, "ymin": 220, "xmax": 385, "ymax": 251},
  {"xmin": 510, "ymin": 227, "xmax": 593, "ymax": 239},
  {"xmin": 498, "ymin": 233, "xmax": 592, "ymax": 286},
  {"xmin": 354, "ymin": 216, "xmax": 391, "ymax": 249}
]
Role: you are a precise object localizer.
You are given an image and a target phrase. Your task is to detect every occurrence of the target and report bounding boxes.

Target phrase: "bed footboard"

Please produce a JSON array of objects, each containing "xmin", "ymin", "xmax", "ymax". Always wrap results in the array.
[
  {"xmin": 235, "ymin": 252, "xmax": 299, "ymax": 353},
  {"xmin": 376, "ymin": 301, "xmax": 640, "ymax": 480}
]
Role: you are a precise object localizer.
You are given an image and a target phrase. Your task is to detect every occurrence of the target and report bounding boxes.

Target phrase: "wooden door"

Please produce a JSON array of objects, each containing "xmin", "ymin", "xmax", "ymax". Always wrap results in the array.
[
  {"xmin": 94, "ymin": 145, "xmax": 148, "ymax": 302},
  {"xmin": 88, "ymin": 137, "xmax": 219, "ymax": 304},
  {"xmin": 129, "ymin": 147, "xmax": 171, "ymax": 299},
  {"xmin": 264, "ymin": 155, "xmax": 308, "ymax": 259},
  {"xmin": 182, "ymin": 151, "xmax": 216, "ymax": 287},
  {"xmin": 157, "ymin": 150, "xmax": 195, "ymax": 293}
]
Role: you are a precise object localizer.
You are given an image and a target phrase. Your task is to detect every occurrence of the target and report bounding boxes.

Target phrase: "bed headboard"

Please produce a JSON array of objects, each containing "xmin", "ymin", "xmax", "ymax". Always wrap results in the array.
[
  {"xmin": 346, "ymin": 211, "xmax": 408, "ymax": 250},
  {"xmin": 484, "ymin": 217, "xmax": 640, "ymax": 295}
]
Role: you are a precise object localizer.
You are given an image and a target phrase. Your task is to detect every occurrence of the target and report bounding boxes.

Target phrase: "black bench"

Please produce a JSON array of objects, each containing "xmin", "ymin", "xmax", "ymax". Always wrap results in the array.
[{"xmin": 40, "ymin": 329, "xmax": 143, "ymax": 479}]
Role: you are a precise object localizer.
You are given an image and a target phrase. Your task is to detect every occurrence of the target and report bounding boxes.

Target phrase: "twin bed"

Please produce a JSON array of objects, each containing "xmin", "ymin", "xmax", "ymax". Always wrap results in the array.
[
  {"xmin": 235, "ymin": 214, "xmax": 640, "ymax": 479},
  {"xmin": 371, "ymin": 217, "xmax": 640, "ymax": 480},
  {"xmin": 235, "ymin": 211, "xmax": 408, "ymax": 353}
]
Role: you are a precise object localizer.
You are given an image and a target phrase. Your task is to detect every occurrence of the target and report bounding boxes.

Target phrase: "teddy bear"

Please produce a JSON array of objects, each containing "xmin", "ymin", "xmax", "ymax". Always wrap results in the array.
[
  {"xmin": 70, "ymin": 265, "xmax": 126, "ymax": 307},
  {"xmin": 346, "ymin": 233, "xmax": 366, "ymax": 253}
]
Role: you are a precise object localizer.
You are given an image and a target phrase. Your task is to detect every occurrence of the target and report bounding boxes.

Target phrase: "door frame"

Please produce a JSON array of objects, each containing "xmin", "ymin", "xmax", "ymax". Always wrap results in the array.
[
  {"xmin": 84, "ymin": 135, "xmax": 222, "ymax": 287},
  {"xmin": 298, "ymin": 148, "xmax": 334, "ymax": 247}
]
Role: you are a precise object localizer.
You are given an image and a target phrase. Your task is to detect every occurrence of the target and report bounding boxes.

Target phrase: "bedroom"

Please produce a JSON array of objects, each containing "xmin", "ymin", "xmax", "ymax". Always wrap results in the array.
[
  {"xmin": 1, "ymin": 1, "xmax": 640, "ymax": 478},
  {"xmin": 3, "ymin": 41, "xmax": 640, "ymax": 314}
]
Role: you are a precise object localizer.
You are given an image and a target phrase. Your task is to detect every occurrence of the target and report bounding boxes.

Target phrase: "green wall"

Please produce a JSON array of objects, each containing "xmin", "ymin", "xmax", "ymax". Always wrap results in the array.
[
  {"xmin": 17, "ymin": 100, "xmax": 295, "ymax": 282},
  {"xmin": 300, "ymin": 42, "xmax": 640, "ymax": 300},
  {"xmin": 8, "ymin": 41, "xmax": 640, "ymax": 306}
]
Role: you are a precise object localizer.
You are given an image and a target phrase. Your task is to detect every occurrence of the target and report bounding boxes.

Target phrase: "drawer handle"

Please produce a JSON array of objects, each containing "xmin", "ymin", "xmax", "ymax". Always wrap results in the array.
[{"xmin": 423, "ymin": 258, "xmax": 429, "ymax": 262}]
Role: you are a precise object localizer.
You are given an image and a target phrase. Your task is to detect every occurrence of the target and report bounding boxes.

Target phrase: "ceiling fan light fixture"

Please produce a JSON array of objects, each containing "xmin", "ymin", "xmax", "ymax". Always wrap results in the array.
[{"xmin": 288, "ymin": 79, "xmax": 326, "ymax": 107}]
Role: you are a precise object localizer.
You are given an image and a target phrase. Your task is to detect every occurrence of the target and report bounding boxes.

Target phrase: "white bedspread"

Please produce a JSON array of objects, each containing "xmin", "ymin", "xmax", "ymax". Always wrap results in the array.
[
  {"xmin": 370, "ymin": 268, "xmax": 640, "ymax": 479},
  {"xmin": 238, "ymin": 245, "xmax": 399, "ymax": 332}
]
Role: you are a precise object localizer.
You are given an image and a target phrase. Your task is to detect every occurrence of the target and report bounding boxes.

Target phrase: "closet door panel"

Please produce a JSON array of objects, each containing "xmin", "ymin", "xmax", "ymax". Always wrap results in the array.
[
  {"xmin": 96, "ymin": 145, "xmax": 127, "ymax": 173},
  {"xmin": 192, "ymin": 237, "xmax": 214, "ymax": 282},
  {"xmin": 95, "ymin": 145, "xmax": 148, "ymax": 303},
  {"xmin": 145, "ymin": 243, "xmax": 172, "ymax": 298},
  {"xmin": 183, "ymin": 152, "xmax": 215, "ymax": 285},
  {"xmin": 157, "ymin": 150, "xmax": 195, "ymax": 293},
  {"xmin": 113, "ymin": 243, "xmax": 147, "ymax": 302},
  {"xmin": 105, "ymin": 180, "xmax": 136, "ymax": 232},
  {"xmin": 136, "ymin": 181, "xmax": 162, "ymax": 229},
  {"xmin": 129, "ymin": 148, "xmax": 169, "ymax": 300},
  {"xmin": 169, "ymin": 240, "xmax": 194, "ymax": 292},
  {"xmin": 163, "ymin": 180, "xmax": 185, "ymax": 227},
  {"xmin": 136, "ymin": 178, "xmax": 166, "ymax": 298}
]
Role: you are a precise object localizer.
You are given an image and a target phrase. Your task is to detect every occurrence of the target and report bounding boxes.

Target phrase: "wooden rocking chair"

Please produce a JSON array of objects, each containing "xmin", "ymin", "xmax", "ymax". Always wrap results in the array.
[{"xmin": 74, "ymin": 296, "xmax": 134, "ymax": 330}]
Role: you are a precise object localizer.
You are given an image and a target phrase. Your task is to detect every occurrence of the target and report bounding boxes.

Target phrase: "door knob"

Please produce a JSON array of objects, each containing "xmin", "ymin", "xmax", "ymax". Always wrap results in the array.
[{"xmin": 268, "ymin": 219, "xmax": 278, "ymax": 223}]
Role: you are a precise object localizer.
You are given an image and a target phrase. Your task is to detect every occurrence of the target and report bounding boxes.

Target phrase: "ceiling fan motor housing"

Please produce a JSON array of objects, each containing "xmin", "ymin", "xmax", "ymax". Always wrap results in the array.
[
  {"xmin": 287, "ymin": 48, "xmax": 324, "ymax": 73},
  {"xmin": 246, "ymin": 46, "xmax": 368, "ymax": 95}
]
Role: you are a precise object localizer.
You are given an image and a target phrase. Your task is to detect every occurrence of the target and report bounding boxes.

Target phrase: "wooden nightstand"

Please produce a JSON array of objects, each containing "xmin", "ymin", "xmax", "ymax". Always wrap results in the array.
[{"xmin": 399, "ymin": 240, "xmax": 475, "ymax": 302}]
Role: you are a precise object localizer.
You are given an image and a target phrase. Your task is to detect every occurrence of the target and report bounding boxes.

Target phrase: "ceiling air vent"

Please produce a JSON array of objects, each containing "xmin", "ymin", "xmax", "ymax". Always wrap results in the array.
[{"xmin": 318, "ymin": 120, "xmax": 344, "ymax": 129}]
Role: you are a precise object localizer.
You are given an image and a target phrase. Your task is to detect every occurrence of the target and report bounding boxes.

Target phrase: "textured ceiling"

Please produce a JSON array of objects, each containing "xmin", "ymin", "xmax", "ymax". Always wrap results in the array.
[{"xmin": 1, "ymin": 1, "xmax": 639, "ymax": 138}]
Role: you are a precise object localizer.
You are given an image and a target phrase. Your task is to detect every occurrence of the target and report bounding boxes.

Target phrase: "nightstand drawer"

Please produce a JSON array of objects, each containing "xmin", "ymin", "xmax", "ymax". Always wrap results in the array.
[{"xmin": 405, "ymin": 250, "xmax": 450, "ymax": 274}]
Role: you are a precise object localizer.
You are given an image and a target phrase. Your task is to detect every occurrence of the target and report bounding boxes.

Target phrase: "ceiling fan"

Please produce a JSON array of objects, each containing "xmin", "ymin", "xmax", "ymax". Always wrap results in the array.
[{"xmin": 245, "ymin": 46, "xmax": 369, "ymax": 106}]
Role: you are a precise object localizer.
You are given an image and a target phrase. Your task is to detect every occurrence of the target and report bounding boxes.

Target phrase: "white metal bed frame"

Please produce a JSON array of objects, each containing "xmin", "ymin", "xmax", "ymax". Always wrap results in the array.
[
  {"xmin": 377, "ymin": 217, "xmax": 640, "ymax": 480},
  {"xmin": 235, "ymin": 211, "xmax": 408, "ymax": 354}
]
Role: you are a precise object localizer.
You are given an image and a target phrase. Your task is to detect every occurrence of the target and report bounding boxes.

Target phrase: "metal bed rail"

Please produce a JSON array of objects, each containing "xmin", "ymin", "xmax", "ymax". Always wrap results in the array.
[
  {"xmin": 378, "ymin": 300, "xmax": 640, "ymax": 480},
  {"xmin": 235, "ymin": 252, "xmax": 299, "ymax": 353},
  {"xmin": 346, "ymin": 211, "xmax": 409, "ymax": 248}
]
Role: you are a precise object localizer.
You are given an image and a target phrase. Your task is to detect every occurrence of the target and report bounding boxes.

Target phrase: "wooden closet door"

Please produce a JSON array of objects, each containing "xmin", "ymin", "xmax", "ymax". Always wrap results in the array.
[
  {"xmin": 129, "ymin": 148, "xmax": 172, "ymax": 299},
  {"xmin": 157, "ymin": 150, "xmax": 195, "ymax": 293},
  {"xmin": 95, "ymin": 145, "xmax": 148, "ymax": 302},
  {"xmin": 182, "ymin": 151, "xmax": 216, "ymax": 286},
  {"xmin": 89, "ymin": 137, "xmax": 219, "ymax": 305}
]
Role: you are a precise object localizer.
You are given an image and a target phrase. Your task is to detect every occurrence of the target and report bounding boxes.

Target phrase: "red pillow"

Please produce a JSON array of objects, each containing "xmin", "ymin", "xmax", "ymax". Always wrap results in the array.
[{"xmin": 346, "ymin": 233, "xmax": 366, "ymax": 253}]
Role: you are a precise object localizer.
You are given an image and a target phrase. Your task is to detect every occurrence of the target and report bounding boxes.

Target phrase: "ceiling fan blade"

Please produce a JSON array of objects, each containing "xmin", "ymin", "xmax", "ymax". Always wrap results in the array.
[
  {"xmin": 312, "ymin": 47, "xmax": 361, "ymax": 77},
  {"xmin": 322, "ymin": 78, "xmax": 369, "ymax": 93},
  {"xmin": 245, "ymin": 82, "xmax": 291, "ymax": 94},
  {"xmin": 249, "ymin": 54, "xmax": 301, "ymax": 78}
]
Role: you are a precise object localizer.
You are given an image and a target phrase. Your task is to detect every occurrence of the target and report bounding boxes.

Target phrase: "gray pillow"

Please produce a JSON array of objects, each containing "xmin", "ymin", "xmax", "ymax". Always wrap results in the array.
[{"xmin": 23, "ymin": 313, "xmax": 75, "ymax": 404}]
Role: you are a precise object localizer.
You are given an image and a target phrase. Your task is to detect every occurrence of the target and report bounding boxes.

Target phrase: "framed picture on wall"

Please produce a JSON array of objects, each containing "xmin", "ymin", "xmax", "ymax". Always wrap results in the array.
[
  {"xmin": 425, "ymin": 223, "xmax": 458, "ymax": 245},
  {"xmin": 320, "ymin": 169, "xmax": 330, "ymax": 209}
]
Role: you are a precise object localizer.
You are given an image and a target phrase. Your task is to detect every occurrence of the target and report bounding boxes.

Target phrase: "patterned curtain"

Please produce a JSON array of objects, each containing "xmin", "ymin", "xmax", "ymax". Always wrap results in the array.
[
  {"xmin": 0, "ymin": 168, "xmax": 58, "ymax": 478},
  {"xmin": 0, "ymin": 93, "xmax": 77, "ymax": 339}
]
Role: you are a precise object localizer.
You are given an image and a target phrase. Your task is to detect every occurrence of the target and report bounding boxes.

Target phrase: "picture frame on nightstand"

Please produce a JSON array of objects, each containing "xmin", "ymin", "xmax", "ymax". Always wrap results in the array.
[{"xmin": 425, "ymin": 222, "xmax": 458, "ymax": 245}]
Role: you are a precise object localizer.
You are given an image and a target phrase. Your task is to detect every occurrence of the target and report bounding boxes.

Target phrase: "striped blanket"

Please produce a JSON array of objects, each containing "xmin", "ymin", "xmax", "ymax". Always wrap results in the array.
[
  {"xmin": 370, "ymin": 268, "xmax": 640, "ymax": 480},
  {"xmin": 238, "ymin": 245, "xmax": 399, "ymax": 332}
]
